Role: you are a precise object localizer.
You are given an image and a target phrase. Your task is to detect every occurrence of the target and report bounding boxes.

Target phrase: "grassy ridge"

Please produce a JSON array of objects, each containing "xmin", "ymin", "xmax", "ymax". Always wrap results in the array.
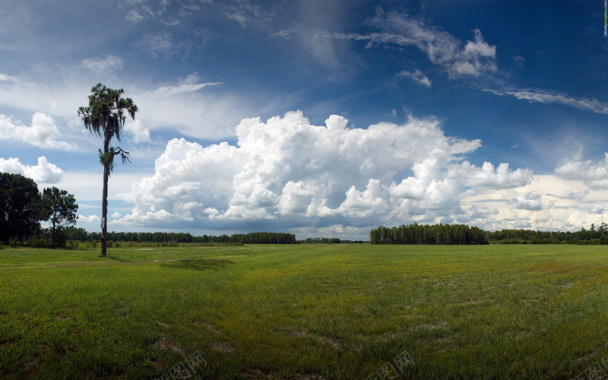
[{"xmin": 1, "ymin": 244, "xmax": 608, "ymax": 379}]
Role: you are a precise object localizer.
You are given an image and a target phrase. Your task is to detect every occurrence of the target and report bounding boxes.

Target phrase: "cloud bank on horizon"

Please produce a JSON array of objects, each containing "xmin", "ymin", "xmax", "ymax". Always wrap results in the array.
[{"xmin": 0, "ymin": 0, "xmax": 607, "ymax": 239}]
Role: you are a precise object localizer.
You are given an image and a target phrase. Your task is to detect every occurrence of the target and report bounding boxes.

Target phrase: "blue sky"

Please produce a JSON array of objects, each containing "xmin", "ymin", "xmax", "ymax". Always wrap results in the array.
[{"xmin": 1, "ymin": 0, "xmax": 608, "ymax": 239}]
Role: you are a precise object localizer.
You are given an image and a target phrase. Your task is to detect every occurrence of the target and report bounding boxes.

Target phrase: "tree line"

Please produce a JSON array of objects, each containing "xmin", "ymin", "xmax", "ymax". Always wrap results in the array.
[
  {"xmin": 301, "ymin": 237, "xmax": 366, "ymax": 244},
  {"xmin": 65, "ymin": 228, "xmax": 296, "ymax": 245},
  {"xmin": 370, "ymin": 223, "xmax": 608, "ymax": 245},
  {"xmin": 370, "ymin": 223, "xmax": 488, "ymax": 245},
  {"xmin": 486, "ymin": 223, "xmax": 608, "ymax": 244},
  {"xmin": 0, "ymin": 173, "xmax": 78, "ymax": 247}
]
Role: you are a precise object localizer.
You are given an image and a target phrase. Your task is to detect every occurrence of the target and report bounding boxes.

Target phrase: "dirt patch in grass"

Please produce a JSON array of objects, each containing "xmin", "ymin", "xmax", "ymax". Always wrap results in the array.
[
  {"xmin": 211, "ymin": 341, "xmax": 235, "ymax": 352},
  {"xmin": 240, "ymin": 369, "xmax": 325, "ymax": 379},
  {"xmin": 414, "ymin": 321, "xmax": 448, "ymax": 331},
  {"xmin": 204, "ymin": 322, "xmax": 221, "ymax": 335},
  {"xmin": 153, "ymin": 336, "xmax": 185, "ymax": 355},
  {"xmin": 288, "ymin": 329, "xmax": 342, "ymax": 351},
  {"xmin": 24, "ymin": 358, "xmax": 38, "ymax": 373}
]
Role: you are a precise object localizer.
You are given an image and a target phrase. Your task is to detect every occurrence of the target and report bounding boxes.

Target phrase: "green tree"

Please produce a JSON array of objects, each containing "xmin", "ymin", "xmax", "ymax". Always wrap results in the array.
[
  {"xmin": 40, "ymin": 187, "xmax": 78, "ymax": 247},
  {"xmin": 0, "ymin": 173, "xmax": 42, "ymax": 244},
  {"xmin": 78, "ymin": 83, "xmax": 138, "ymax": 257}
]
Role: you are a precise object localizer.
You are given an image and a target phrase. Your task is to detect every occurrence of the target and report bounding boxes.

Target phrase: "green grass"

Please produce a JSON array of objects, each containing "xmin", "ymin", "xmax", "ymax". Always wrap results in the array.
[{"xmin": 1, "ymin": 244, "xmax": 608, "ymax": 379}]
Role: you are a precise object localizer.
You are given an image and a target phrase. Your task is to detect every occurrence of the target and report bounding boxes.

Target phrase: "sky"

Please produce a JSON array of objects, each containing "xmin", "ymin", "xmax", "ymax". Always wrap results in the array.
[{"xmin": 1, "ymin": 0, "xmax": 608, "ymax": 240}]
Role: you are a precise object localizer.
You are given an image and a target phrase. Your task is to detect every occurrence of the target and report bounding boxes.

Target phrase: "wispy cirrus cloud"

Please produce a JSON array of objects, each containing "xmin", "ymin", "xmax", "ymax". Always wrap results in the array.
[
  {"xmin": 126, "ymin": 9, "xmax": 147, "ymax": 23},
  {"xmin": 396, "ymin": 69, "xmax": 431, "ymax": 87},
  {"xmin": 482, "ymin": 87, "xmax": 608, "ymax": 115},
  {"xmin": 142, "ymin": 73, "xmax": 222, "ymax": 98},
  {"xmin": 138, "ymin": 31, "xmax": 177, "ymax": 58},
  {"xmin": 223, "ymin": 0, "xmax": 262, "ymax": 28},
  {"xmin": 330, "ymin": 10, "xmax": 497, "ymax": 78},
  {"xmin": 330, "ymin": 9, "xmax": 608, "ymax": 117},
  {"xmin": 81, "ymin": 54, "xmax": 124, "ymax": 73},
  {"xmin": 132, "ymin": 74, "xmax": 254, "ymax": 139},
  {"xmin": 0, "ymin": 72, "xmax": 20, "ymax": 83}
]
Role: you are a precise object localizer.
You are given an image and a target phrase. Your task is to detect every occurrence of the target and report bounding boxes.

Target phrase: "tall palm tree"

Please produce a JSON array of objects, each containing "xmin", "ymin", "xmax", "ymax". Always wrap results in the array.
[{"xmin": 78, "ymin": 83, "xmax": 138, "ymax": 257}]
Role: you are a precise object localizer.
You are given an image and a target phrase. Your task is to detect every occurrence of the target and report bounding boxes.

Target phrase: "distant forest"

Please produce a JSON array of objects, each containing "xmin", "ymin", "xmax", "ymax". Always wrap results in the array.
[
  {"xmin": 370, "ymin": 223, "xmax": 608, "ymax": 245},
  {"xmin": 65, "ymin": 228, "xmax": 296, "ymax": 244},
  {"xmin": 16, "ymin": 223, "xmax": 608, "ymax": 248},
  {"xmin": 486, "ymin": 223, "xmax": 608, "ymax": 245},
  {"xmin": 370, "ymin": 224, "xmax": 488, "ymax": 245}
]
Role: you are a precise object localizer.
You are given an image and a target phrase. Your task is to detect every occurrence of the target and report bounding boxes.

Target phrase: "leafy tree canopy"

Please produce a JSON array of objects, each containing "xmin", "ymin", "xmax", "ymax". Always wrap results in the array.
[
  {"xmin": 40, "ymin": 186, "xmax": 78, "ymax": 247},
  {"xmin": 0, "ymin": 173, "xmax": 42, "ymax": 244}
]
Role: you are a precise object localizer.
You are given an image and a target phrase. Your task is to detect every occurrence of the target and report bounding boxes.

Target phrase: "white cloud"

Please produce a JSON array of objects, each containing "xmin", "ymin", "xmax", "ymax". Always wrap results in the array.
[
  {"xmin": 450, "ymin": 161, "xmax": 532, "ymax": 189},
  {"xmin": 272, "ymin": 30, "xmax": 291, "ymax": 40},
  {"xmin": 591, "ymin": 205, "xmax": 604, "ymax": 214},
  {"xmin": 459, "ymin": 174, "xmax": 608, "ymax": 232},
  {"xmin": 138, "ymin": 31, "xmax": 178, "ymax": 58},
  {"xmin": 333, "ymin": 11, "xmax": 497, "ymax": 78},
  {"xmin": 0, "ymin": 156, "xmax": 63, "ymax": 184},
  {"xmin": 161, "ymin": 17, "xmax": 180, "ymax": 26},
  {"xmin": 0, "ymin": 73, "xmax": 256, "ymax": 142},
  {"xmin": 81, "ymin": 55, "xmax": 124, "ymax": 73},
  {"xmin": 115, "ymin": 111, "xmax": 531, "ymax": 230},
  {"xmin": 0, "ymin": 113, "xmax": 74, "ymax": 150},
  {"xmin": 290, "ymin": 224, "xmax": 369, "ymax": 240},
  {"xmin": 338, "ymin": 179, "xmax": 390, "ymax": 217},
  {"xmin": 223, "ymin": 0, "xmax": 261, "ymax": 28},
  {"xmin": 555, "ymin": 153, "xmax": 608, "ymax": 189},
  {"xmin": 126, "ymin": 10, "xmax": 146, "ymax": 23},
  {"xmin": 512, "ymin": 192, "xmax": 543, "ymax": 211},
  {"xmin": 181, "ymin": 0, "xmax": 201, "ymax": 11},
  {"xmin": 124, "ymin": 119, "xmax": 151, "ymax": 143},
  {"xmin": 397, "ymin": 69, "xmax": 431, "ymax": 87},
  {"xmin": 329, "ymin": 10, "xmax": 605, "ymax": 117},
  {"xmin": 78, "ymin": 215, "xmax": 100, "ymax": 223},
  {"xmin": 115, "ymin": 137, "xmax": 246, "ymax": 226},
  {"xmin": 568, "ymin": 188, "xmax": 589, "ymax": 200},
  {"xmin": 108, "ymin": 112, "xmax": 608, "ymax": 234},
  {"xmin": 0, "ymin": 73, "xmax": 20, "ymax": 83},
  {"xmin": 55, "ymin": 170, "xmax": 148, "ymax": 205},
  {"xmin": 484, "ymin": 87, "xmax": 608, "ymax": 115},
  {"xmin": 462, "ymin": 29, "xmax": 496, "ymax": 59},
  {"xmin": 142, "ymin": 73, "xmax": 221, "ymax": 98},
  {"xmin": 133, "ymin": 77, "xmax": 252, "ymax": 139}
]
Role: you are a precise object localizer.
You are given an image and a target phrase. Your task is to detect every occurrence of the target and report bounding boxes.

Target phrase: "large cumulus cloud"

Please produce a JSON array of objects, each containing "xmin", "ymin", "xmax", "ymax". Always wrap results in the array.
[
  {"xmin": 0, "ymin": 113, "xmax": 74, "ymax": 150},
  {"xmin": 113, "ymin": 111, "xmax": 532, "ymax": 233},
  {"xmin": 555, "ymin": 153, "xmax": 608, "ymax": 189},
  {"xmin": 0, "ymin": 156, "xmax": 63, "ymax": 184}
]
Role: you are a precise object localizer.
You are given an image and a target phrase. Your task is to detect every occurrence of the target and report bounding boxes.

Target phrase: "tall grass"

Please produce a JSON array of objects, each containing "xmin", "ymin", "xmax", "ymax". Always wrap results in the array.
[{"xmin": 0, "ymin": 244, "xmax": 607, "ymax": 379}]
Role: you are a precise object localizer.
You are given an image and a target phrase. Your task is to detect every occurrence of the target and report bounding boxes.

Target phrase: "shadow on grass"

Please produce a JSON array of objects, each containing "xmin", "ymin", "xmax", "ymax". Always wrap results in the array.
[
  {"xmin": 107, "ymin": 255, "xmax": 127, "ymax": 262},
  {"xmin": 161, "ymin": 258, "xmax": 234, "ymax": 271}
]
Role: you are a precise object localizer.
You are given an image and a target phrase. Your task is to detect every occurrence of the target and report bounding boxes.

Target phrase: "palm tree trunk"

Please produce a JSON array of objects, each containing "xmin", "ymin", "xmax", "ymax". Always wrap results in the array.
[
  {"xmin": 101, "ymin": 164, "xmax": 109, "ymax": 257},
  {"xmin": 101, "ymin": 136, "xmax": 111, "ymax": 257},
  {"xmin": 101, "ymin": 165, "xmax": 110, "ymax": 257}
]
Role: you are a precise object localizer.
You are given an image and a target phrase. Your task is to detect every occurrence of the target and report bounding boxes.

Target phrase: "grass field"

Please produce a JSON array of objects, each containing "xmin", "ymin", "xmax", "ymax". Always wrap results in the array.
[{"xmin": 1, "ymin": 244, "xmax": 608, "ymax": 379}]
